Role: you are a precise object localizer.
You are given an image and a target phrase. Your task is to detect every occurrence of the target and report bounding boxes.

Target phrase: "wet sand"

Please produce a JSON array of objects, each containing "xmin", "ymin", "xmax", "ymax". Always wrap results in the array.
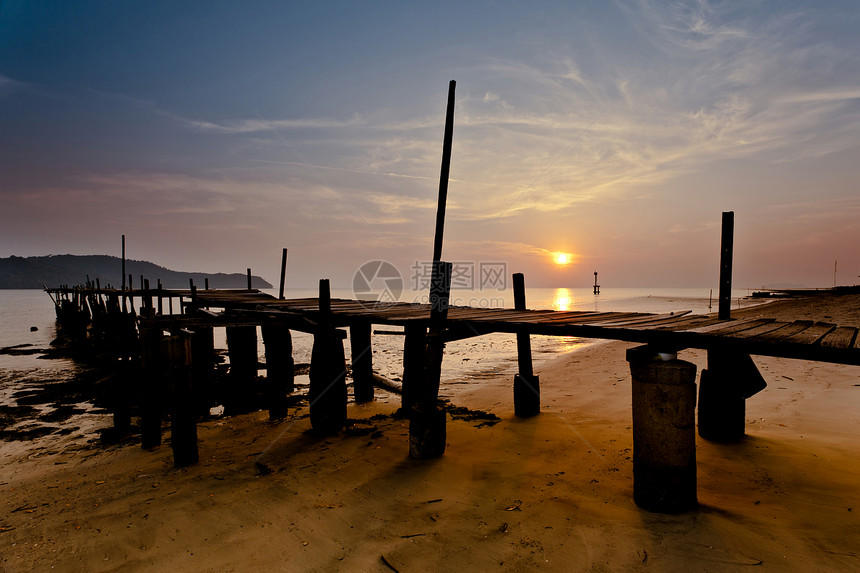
[{"xmin": 1, "ymin": 295, "xmax": 859, "ymax": 571}]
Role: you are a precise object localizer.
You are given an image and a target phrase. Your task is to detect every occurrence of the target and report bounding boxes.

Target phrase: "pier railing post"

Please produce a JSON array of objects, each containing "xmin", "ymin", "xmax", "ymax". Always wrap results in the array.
[
  {"xmin": 409, "ymin": 261, "xmax": 451, "ymax": 459},
  {"xmin": 349, "ymin": 320, "xmax": 374, "ymax": 403},
  {"xmin": 309, "ymin": 279, "xmax": 348, "ymax": 435},
  {"xmin": 512, "ymin": 273, "xmax": 540, "ymax": 417},
  {"xmin": 627, "ymin": 346, "xmax": 698, "ymax": 513},
  {"xmin": 261, "ymin": 324, "xmax": 294, "ymax": 419}
]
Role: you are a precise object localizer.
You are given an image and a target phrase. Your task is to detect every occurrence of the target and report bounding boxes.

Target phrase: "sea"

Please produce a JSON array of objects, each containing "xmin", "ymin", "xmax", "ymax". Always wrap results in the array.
[{"xmin": 0, "ymin": 287, "xmax": 764, "ymax": 447}]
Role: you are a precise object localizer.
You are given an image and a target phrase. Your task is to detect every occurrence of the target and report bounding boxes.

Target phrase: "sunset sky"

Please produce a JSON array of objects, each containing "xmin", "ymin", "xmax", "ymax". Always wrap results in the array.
[{"xmin": 2, "ymin": 1, "xmax": 859, "ymax": 289}]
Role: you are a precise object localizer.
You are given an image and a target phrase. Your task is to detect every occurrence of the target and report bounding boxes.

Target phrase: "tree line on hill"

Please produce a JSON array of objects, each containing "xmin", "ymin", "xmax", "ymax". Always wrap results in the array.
[{"xmin": 0, "ymin": 255, "xmax": 273, "ymax": 290}]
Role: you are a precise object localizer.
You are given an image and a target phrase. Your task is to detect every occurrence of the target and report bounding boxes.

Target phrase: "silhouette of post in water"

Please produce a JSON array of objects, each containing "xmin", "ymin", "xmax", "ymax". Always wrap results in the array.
[
  {"xmin": 593, "ymin": 271, "xmax": 600, "ymax": 295},
  {"xmin": 512, "ymin": 273, "xmax": 540, "ymax": 417},
  {"xmin": 718, "ymin": 211, "xmax": 733, "ymax": 320}
]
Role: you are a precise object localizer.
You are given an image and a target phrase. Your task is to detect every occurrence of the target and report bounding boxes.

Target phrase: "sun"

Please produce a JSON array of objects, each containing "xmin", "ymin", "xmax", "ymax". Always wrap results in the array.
[{"xmin": 552, "ymin": 251, "xmax": 573, "ymax": 265}]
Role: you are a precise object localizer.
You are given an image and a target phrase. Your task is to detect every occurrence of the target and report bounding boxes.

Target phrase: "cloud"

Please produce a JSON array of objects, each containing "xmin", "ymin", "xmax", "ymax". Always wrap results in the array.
[{"xmin": 0, "ymin": 73, "xmax": 25, "ymax": 97}]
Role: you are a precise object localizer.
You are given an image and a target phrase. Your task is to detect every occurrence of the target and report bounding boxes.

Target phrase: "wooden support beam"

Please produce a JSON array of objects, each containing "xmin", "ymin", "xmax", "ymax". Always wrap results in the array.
[
  {"xmin": 261, "ymin": 324, "xmax": 294, "ymax": 419},
  {"xmin": 140, "ymin": 326, "xmax": 164, "ymax": 450},
  {"xmin": 190, "ymin": 325, "xmax": 215, "ymax": 418},
  {"xmin": 309, "ymin": 279, "xmax": 348, "ymax": 435},
  {"xmin": 718, "ymin": 211, "xmax": 734, "ymax": 320},
  {"xmin": 513, "ymin": 273, "xmax": 540, "ymax": 417},
  {"xmin": 627, "ymin": 346, "xmax": 698, "ymax": 513},
  {"xmin": 432, "ymin": 80, "xmax": 456, "ymax": 263},
  {"xmin": 698, "ymin": 348, "xmax": 766, "ymax": 442},
  {"xmin": 350, "ymin": 320, "xmax": 374, "ymax": 403},
  {"xmin": 164, "ymin": 334, "xmax": 198, "ymax": 467},
  {"xmin": 225, "ymin": 325, "xmax": 258, "ymax": 415},
  {"xmin": 401, "ymin": 322, "xmax": 426, "ymax": 411}
]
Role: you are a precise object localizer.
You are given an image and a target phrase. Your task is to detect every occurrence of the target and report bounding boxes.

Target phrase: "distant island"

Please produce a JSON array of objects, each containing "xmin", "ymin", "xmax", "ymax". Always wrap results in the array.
[{"xmin": 0, "ymin": 255, "xmax": 273, "ymax": 290}]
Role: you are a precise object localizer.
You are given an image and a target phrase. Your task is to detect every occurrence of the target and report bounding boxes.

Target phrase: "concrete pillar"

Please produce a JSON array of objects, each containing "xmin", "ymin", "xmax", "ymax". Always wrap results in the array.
[{"xmin": 628, "ymin": 347, "xmax": 698, "ymax": 513}]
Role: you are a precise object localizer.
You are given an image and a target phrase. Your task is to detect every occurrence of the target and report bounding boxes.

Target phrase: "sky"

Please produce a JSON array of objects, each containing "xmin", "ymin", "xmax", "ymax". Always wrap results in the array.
[{"xmin": 1, "ymin": 0, "xmax": 859, "ymax": 290}]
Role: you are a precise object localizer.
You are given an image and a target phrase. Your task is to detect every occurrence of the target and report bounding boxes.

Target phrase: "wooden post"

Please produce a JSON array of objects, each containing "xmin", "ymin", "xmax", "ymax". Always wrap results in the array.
[
  {"xmin": 204, "ymin": 278, "xmax": 209, "ymax": 290},
  {"xmin": 401, "ymin": 322, "xmax": 427, "ymax": 411},
  {"xmin": 164, "ymin": 334, "xmax": 198, "ymax": 467},
  {"xmin": 409, "ymin": 261, "xmax": 451, "ymax": 459},
  {"xmin": 225, "ymin": 325, "xmax": 258, "ymax": 415},
  {"xmin": 698, "ymin": 348, "xmax": 766, "ymax": 442},
  {"xmin": 279, "ymin": 248, "xmax": 288, "ymax": 300},
  {"xmin": 140, "ymin": 326, "xmax": 164, "ymax": 450},
  {"xmin": 157, "ymin": 282, "xmax": 163, "ymax": 315},
  {"xmin": 190, "ymin": 326, "xmax": 215, "ymax": 418},
  {"xmin": 309, "ymin": 279, "xmax": 348, "ymax": 435},
  {"xmin": 627, "ymin": 346, "xmax": 698, "ymax": 513},
  {"xmin": 432, "ymin": 80, "xmax": 456, "ymax": 263},
  {"xmin": 247, "ymin": 268, "xmax": 252, "ymax": 290},
  {"xmin": 261, "ymin": 324, "xmax": 294, "ymax": 419},
  {"xmin": 512, "ymin": 273, "xmax": 540, "ymax": 417},
  {"xmin": 121, "ymin": 235, "xmax": 126, "ymax": 291},
  {"xmin": 718, "ymin": 211, "xmax": 734, "ymax": 320},
  {"xmin": 350, "ymin": 320, "xmax": 374, "ymax": 403}
]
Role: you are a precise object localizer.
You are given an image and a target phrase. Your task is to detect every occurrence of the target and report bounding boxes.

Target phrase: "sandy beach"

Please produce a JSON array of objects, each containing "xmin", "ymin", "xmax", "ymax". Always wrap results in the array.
[{"xmin": 2, "ymin": 295, "xmax": 859, "ymax": 572}]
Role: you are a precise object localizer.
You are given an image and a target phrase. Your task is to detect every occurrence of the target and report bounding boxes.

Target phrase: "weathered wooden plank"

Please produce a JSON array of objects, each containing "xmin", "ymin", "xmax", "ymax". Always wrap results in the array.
[
  {"xmin": 820, "ymin": 326, "xmax": 857, "ymax": 349},
  {"xmin": 589, "ymin": 311, "xmax": 692, "ymax": 328},
  {"xmin": 724, "ymin": 321, "xmax": 793, "ymax": 339},
  {"xmin": 784, "ymin": 322, "xmax": 836, "ymax": 345},
  {"xmin": 687, "ymin": 318, "xmax": 768, "ymax": 334},
  {"xmin": 752, "ymin": 320, "xmax": 815, "ymax": 342}
]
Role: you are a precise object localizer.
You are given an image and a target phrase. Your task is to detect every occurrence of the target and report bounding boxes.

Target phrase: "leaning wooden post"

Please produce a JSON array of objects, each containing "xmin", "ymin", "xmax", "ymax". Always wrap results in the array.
[
  {"xmin": 278, "ymin": 248, "xmax": 288, "ymax": 300},
  {"xmin": 627, "ymin": 346, "xmax": 698, "ymax": 513},
  {"xmin": 164, "ymin": 333, "xmax": 198, "ymax": 467},
  {"xmin": 309, "ymin": 279, "xmax": 348, "ymax": 435},
  {"xmin": 139, "ymin": 325, "xmax": 165, "ymax": 449},
  {"xmin": 349, "ymin": 320, "xmax": 374, "ymax": 403},
  {"xmin": 432, "ymin": 80, "xmax": 456, "ymax": 263},
  {"xmin": 409, "ymin": 261, "xmax": 451, "ymax": 459},
  {"xmin": 401, "ymin": 322, "xmax": 427, "ymax": 411},
  {"xmin": 261, "ymin": 324, "xmax": 294, "ymax": 419},
  {"xmin": 512, "ymin": 273, "xmax": 540, "ymax": 417},
  {"xmin": 718, "ymin": 211, "xmax": 734, "ymax": 320}
]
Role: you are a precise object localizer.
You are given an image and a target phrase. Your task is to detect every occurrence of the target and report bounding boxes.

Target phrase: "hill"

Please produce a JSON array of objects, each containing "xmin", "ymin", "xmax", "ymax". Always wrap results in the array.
[{"xmin": 0, "ymin": 255, "xmax": 273, "ymax": 290}]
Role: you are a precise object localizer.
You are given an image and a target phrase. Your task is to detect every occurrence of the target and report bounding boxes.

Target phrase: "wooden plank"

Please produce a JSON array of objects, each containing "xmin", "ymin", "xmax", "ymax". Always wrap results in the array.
[
  {"xmin": 651, "ymin": 316, "xmax": 724, "ymax": 331},
  {"xmin": 588, "ymin": 311, "xmax": 692, "ymax": 328},
  {"xmin": 700, "ymin": 318, "xmax": 776, "ymax": 336},
  {"xmin": 820, "ymin": 326, "xmax": 857, "ymax": 349},
  {"xmin": 724, "ymin": 321, "xmax": 794, "ymax": 339},
  {"xmin": 687, "ymin": 318, "xmax": 767, "ymax": 334},
  {"xmin": 752, "ymin": 321, "xmax": 815, "ymax": 342},
  {"xmin": 784, "ymin": 322, "xmax": 836, "ymax": 345}
]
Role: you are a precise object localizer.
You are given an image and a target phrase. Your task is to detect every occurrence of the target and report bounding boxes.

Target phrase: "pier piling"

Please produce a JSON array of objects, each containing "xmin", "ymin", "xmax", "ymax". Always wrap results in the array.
[
  {"xmin": 627, "ymin": 346, "xmax": 698, "ymax": 513},
  {"xmin": 164, "ymin": 334, "xmax": 199, "ymax": 467},
  {"xmin": 309, "ymin": 279, "xmax": 348, "ymax": 435},
  {"xmin": 349, "ymin": 320, "xmax": 374, "ymax": 403},
  {"xmin": 262, "ymin": 324, "xmax": 294, "ymax": 419},
  {"xmin": 512, "ymin": 273, "xmax": 540, "ymax": 417}
]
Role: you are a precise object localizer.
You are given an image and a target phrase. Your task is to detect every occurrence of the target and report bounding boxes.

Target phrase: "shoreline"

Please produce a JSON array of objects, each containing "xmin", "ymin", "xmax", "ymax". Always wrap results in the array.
[{"xmin": 2, "ymin": 294, "xmax": 859, "ymax": 570}]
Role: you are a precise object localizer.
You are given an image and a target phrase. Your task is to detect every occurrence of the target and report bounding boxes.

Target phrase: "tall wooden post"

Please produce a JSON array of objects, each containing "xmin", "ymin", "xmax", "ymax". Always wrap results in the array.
[
  {"xmin": 432, "ymin": 80, "xmax": 456, "ymax": 263},
  {"xmin": 121, "ymin": 235, "xmax": 126, "ymax": 291},
  {"xmin": 247, "ymin": 268, "xmax": 252, "ymax": 290},
  {"xmin": 627, "ymin": 346, "xmax": 698, "ymax": 513},
  {"xmin": 718, "ymin": 211, "xmax": 734, "ymax": 320},
  {"xmin": 278, "ymin": 248, "xmax": 288, "ymax": 300},
  {"xmin": 262, "ymin": 324, "xmax": 294, "ymax": 419},
  {"xmin": 309, "ymin": 279, "xmax": 348, "ymax": 435},
  {"xmin": 409, "ymin": 261, "xmax": 451, "ymax": 459},
  {"xmin": 350, "ymin": 320, "xmax": 374, "ymax": 403},
  {"xmin": 513, "ymin": 273, "xmax": 540, "ymax": 417},
  {"xmin": 164, "ymin": 334, "xmax": 198, "ymax": 466}
]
